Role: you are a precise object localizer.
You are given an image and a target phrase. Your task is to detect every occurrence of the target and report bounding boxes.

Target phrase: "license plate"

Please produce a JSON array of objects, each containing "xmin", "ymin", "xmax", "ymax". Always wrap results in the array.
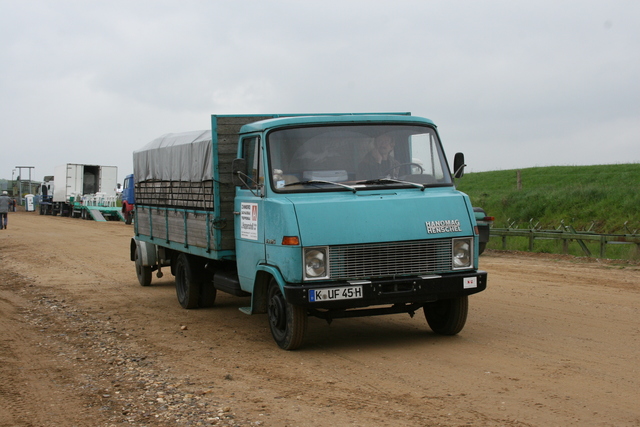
[
  {"xmin": 463, "ymin": 277, "xmax": 477, "ymax": 289},
  {"xmin": 309, "ymin": 285, "xmax": 363, "ymax": 302}
]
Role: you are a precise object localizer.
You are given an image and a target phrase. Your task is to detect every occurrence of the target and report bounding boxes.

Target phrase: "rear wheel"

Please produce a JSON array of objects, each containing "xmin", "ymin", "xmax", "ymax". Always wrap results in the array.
[
  {"xmin": 424, "ymin": 296, "xmax": 468, "ymax": 335},
  {"xmin": 267, "ymin": 279, "xmax": 307, "ymax": 350},
  {"xmin": 175, "ymin": 254, "xmax": 203, "ymax": 309},
  {"xmin": 134, "ymin": 246, "xmax": 152, "ymax": 287},
  {"xmin": 199, "ymin": 268, "xmax": 217, "ymax": 308}
]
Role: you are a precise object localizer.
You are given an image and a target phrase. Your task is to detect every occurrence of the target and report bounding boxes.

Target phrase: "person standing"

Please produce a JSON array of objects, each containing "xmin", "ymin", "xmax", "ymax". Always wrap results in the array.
[{"xmin": 0, "ymin": 191, "xmax": 10, "ymax": 230}]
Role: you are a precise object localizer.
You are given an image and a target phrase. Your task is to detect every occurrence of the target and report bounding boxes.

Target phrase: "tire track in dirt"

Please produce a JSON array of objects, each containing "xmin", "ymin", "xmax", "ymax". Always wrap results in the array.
[
  {"xmin": 0, "ymin": 265, "xmax": 260, "ymax": 426},
  {"xmin": 0, "ymin": 288, "xmax": 29, "ymax": 427},
  {"xmin": 0, "ymin": 270, "xmax": 98, "ymax": 427}
]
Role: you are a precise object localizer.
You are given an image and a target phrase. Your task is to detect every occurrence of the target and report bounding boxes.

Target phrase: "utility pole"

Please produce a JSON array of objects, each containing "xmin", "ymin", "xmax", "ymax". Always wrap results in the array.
[{"xmin": 14, "ymin": 166, "xmax": 35, "ymax": 205}]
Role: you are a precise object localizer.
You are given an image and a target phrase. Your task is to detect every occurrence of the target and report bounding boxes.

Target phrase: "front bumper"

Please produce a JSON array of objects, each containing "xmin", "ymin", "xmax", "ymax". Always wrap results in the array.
[{"xmin": 284, "ymin": 270, "xmax": 487, "ymax": 309}]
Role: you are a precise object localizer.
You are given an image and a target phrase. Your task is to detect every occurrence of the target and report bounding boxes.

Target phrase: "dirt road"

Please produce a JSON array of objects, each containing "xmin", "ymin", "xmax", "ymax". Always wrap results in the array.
[{"xmin": 1, "ymin": 211, "xmax": 639, "ymax": 426}]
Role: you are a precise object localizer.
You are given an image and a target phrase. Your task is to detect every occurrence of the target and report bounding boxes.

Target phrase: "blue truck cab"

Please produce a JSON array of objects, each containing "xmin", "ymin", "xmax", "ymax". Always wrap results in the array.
[
  {"xmin": 121, "ymin": 173, "xmax": 135, "ymax": 224},
  {"xmin": 131, "ymin": 113, "xmax": 487, "ymax": 349}
]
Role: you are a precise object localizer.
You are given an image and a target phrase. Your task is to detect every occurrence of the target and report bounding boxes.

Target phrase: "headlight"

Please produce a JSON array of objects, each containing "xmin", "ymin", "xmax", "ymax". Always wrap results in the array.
[
  {"xmin": 452, "ymin": 237, "xmax": 473, "ymax": 269},
  {"xmin": 304, "ymin": 247, "xmax": 329, "ymax": 280}
]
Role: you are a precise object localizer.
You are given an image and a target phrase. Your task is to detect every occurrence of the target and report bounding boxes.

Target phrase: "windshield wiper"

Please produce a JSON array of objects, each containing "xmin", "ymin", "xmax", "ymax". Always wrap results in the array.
[
  {"xmin": 356, "ymin": 178, "xmax": 425, "ymax": 190},
  {"xmin": 284, "ymin": 180, "xmax": 357, "ymax": 193}
]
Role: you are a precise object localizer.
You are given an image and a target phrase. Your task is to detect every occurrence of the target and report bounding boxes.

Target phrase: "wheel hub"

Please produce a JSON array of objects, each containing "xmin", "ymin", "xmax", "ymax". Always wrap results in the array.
[{"xmin": 269, "ymin": 294, "xmax": 286, "ymax": 330}]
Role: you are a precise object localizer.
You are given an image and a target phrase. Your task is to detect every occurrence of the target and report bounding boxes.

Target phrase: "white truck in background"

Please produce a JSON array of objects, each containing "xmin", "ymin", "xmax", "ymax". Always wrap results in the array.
[{"xmin": 39, "ymin": 164, "xmax": 118, "ymax": 217}]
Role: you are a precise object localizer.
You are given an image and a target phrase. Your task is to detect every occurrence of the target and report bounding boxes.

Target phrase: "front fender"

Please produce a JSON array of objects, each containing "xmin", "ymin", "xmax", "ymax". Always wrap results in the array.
[
  {"xmin": 256, "ymin": 264, "xmax": 287, "ymax": 288},
  {"xmin": 248, "ymin": 264, "xmax": 288, "ymax": 315}
]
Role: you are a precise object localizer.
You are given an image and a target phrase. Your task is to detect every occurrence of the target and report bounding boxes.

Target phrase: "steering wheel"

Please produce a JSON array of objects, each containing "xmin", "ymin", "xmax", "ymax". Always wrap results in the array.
[{"xmin": 383, "ymin": 162, "xmax": 424, "ymax": 177}]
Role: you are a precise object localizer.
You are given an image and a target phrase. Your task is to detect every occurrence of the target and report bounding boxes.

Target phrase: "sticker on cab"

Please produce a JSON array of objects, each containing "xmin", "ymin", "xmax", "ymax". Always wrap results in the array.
[{"xmin": 240, "ymin": 202, "xmax": 258, "ymax": 240}]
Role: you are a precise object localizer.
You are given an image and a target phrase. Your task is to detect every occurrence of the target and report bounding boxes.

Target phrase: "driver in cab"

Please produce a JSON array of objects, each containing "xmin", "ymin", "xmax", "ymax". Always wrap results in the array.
[{"xmin": 357, "ymin": 134, "xmax": 400, "ymax": 180}]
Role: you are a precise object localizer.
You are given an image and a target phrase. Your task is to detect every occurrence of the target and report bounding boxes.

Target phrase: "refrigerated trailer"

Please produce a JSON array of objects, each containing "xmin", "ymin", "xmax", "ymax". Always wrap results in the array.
[{"xmin": 39, "ymin": 164, "xmax": 118, "ymax": 218}]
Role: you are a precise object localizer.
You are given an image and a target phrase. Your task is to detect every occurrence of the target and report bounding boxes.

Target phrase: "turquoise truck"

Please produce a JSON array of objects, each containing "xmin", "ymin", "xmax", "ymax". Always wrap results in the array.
[{"xmin": 130, "ymin": 113, "xmax": 487, "ymax": 349}]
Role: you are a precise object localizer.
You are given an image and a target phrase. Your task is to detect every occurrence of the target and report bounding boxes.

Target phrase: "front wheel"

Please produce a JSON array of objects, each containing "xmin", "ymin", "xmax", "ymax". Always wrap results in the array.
[
  {"xmin": 267, "ymin": 280, "xmax": 307, "ymax": 350},
  {"xmin": 424, "ymin": 296, "xmax": 468, "ymax": 335},
  {"xmin": 175, "ymin": 254, "xmax": 203, "ymax": 309}
]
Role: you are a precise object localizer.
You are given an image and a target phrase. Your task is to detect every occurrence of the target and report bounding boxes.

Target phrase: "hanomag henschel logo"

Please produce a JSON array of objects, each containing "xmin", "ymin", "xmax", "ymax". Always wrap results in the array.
[{"xmin": 425, "ymin": 219, "xmax": 462, "ymax": 234}]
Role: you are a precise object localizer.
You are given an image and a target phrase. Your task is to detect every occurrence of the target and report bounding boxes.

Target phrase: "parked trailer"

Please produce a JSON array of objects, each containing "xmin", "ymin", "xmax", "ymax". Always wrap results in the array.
[
  {"xmin": 39, "ymin": 164, "xmax": 119, "ymax": 220},
  {"xmin": 131, "ymin": 114, "xmax": 487, "ymax": 350}
]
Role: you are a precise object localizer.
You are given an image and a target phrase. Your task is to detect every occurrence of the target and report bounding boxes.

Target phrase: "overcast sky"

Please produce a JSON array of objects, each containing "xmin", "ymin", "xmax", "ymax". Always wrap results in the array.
[{"xmin": 1, "ymin": 0, "xmax": 639, "ymax": 183}]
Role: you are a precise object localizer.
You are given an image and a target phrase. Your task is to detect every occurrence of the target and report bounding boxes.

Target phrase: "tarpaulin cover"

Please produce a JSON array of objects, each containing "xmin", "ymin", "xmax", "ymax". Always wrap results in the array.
[{"xmin": 133, "ymin": 130, "xmax": 213, "ymax": 182}]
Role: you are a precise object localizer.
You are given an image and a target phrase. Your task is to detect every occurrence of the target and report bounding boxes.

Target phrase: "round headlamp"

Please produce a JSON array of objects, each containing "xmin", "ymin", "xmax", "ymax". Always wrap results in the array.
[
  {"xmin": 305, "ymin": 248, "xmax": 327, "ymax": 278},
  {"xmin": 453, "ymin": 238, "xmax": 472, "ymax": 269}
]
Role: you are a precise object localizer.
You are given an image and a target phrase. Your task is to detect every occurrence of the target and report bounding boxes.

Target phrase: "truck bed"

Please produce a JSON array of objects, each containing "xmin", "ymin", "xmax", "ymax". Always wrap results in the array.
[{"xmin": 134, "ymin": 115, "xmax": 275, "ymax": 257}]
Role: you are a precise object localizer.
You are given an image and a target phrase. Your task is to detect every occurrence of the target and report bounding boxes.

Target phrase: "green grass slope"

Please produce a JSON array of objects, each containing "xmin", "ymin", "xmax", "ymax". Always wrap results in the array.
[{"xmin": 457, "ymin": 164, "xmax": 640, "ymax": 234}]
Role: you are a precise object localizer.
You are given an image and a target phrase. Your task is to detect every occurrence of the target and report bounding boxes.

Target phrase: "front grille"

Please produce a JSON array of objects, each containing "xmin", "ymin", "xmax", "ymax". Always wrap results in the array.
[{"xmin": 328, "ymin": 239, "xmax": 453, "ymax": 280}]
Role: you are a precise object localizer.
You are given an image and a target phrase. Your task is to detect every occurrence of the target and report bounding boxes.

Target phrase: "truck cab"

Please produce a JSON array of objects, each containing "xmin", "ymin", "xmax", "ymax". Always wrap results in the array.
[
  {"xmin": 121, "ymin": 174, "xmax": 135, "ymax": 224},
  {"xmin": 230, "ymin": 115, "xmax": 486, "ymax": 348},
  {"xmin": 38, "ymin": 176, "xmax": 55, "ymax": 215}
]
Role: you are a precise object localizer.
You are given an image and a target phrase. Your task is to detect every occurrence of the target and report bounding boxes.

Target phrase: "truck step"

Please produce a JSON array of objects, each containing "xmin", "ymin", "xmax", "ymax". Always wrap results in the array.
[{"xmin": 213, "ymin": 271, "xmax": 251, "ymax": 297}]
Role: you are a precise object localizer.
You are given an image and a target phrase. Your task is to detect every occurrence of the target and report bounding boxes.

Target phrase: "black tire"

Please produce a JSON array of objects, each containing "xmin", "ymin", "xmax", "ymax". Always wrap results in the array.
[
  {"xmin": 125, "ymin": 211, "xmax": 133, "ymax": 225},
  {"xmin": 267, "ymin": 279, "xmax": 307, "ymax": 350},
  {"xmin": 199, "ymin": 272, "xmax": 217, "ymax": 308},
  {"xmin": 424, "ymin": 296, "xmax": 468, "ymax": 335},
  {"xmin": 175, "ymin": 254, "xmax": 203, "ymax": 309},
  {"xmin": 134, "ymin": 245, "xmax": 152, "ymax": 287}
]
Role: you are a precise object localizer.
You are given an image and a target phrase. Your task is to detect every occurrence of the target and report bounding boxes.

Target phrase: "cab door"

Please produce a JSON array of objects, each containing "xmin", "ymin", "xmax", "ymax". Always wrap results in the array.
[{"xmin": 234, "ymin": 135, "xmax": 266, "ymax": 292}]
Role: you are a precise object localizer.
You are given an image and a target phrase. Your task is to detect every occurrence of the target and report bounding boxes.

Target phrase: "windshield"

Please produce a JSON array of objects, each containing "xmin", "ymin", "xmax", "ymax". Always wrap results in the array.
[{"xmin": 267, "ymin": 124, "xmax": 452, "ymax": 192}]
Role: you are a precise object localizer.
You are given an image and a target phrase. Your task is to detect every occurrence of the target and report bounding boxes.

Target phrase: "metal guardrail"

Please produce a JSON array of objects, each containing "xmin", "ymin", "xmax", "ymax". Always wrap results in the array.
[{"xmin": 490, "ymin": 224, "xmax": 640, "ymax": 258}]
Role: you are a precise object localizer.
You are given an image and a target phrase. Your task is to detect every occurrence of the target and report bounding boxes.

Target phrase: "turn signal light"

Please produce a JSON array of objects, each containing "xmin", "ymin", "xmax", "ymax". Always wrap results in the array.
[{"xmin": 282, "ymin": 236, "xmax": 300, "ymax": 245}]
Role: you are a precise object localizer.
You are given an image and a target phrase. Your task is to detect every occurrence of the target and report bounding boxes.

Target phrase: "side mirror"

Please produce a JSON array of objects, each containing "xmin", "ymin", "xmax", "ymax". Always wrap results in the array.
[
  {"xmin": 231, "ymin": 158, "xmax": 246, "ymax": 187},
  {"xmin": 453, "ymin": 152, "xmax": 466, "ymax": 178}
]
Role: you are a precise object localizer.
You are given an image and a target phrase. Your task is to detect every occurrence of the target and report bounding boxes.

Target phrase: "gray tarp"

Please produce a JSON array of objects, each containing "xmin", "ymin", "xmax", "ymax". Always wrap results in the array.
[{"xmin": 133, "ymin": 130, "xmax": 213, "ymax": 182}]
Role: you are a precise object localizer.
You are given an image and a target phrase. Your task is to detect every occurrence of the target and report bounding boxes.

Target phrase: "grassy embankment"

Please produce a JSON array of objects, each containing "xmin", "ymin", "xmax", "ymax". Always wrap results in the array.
[{"xmin": 456, "ymin": 164, "xmax": 640, "ymax": 260}]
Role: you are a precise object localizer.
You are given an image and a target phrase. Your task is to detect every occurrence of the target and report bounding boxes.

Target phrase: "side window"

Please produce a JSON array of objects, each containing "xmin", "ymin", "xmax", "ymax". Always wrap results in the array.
[{"xmin": 241, "ymin": 136, "xmax": 261, "ymax": 189}]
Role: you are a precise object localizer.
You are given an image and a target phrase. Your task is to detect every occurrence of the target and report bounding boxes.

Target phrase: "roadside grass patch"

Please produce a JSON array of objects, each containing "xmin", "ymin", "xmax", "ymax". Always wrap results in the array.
[{"xmin": 458, "ymin": 163, "xmax": 640, "ymax": 260}]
